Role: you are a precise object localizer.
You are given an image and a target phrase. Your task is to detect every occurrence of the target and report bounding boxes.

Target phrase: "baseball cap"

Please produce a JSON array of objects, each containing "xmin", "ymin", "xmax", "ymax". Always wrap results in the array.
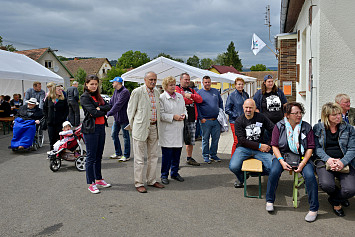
[
  {"xmin": 62, "ymin": 121, "xmax": 72, "ymax": 128},
  {"xmin": 264, "ymin": 74, "xmax": 273, "ymax": 81},
  {"xmin": 110, "ymin": 77, "xmax": 123, "ymax": 83}
]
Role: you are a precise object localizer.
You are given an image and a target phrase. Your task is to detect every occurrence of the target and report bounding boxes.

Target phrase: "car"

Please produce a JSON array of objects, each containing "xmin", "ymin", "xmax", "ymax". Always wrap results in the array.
[{"xmin": 101, "ymin": 94, "xmax": 111, "ymax": 104}]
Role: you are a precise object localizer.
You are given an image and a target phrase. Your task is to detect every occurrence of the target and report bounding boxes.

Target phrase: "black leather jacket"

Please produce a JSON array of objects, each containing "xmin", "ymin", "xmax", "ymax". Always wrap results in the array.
[{"xmin": 80, "ymin": 91, "xmax": 111, "ymax": 133}]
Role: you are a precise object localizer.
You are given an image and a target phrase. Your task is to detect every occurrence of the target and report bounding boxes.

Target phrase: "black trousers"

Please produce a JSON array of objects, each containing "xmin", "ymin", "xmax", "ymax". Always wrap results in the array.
[
  {"xmin": 68, "ymin": 101, "xmax": 80, "ymax": 127},
  {"xmin": 47, "ymin": 123, "xmax": 62, "ymax": 150},
  {"xmin": 316, "ymin": 160, "xmax": 355, "ymax": 205}
]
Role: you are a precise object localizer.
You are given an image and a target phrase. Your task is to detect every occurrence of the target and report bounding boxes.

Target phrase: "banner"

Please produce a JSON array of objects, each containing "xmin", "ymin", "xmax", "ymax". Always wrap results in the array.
[{"xmin": 251, "ymin": 33, "xmax": 266, "ymax": 55}]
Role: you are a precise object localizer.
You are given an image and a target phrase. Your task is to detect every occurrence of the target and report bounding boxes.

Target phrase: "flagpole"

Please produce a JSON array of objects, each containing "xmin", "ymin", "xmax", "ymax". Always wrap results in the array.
[{"xmin": 265, "ymin": 43, "xmax": 277, "ymax": 57}]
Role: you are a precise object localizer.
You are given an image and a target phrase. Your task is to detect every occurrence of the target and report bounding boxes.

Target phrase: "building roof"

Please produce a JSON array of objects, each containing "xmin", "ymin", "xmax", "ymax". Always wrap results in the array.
[
  {"xmin": 16, "ymin": 47, "xmax": 74, "ymax": 78},
  {"xmin": 63, "ymin": 58, "xmax": 110, "ymax": 76},
  {"xmin": 280, "ymin": 0, "xmax": 305, "ymax": 33},
  {"xmin": 209, "ymin": 65, "xmax": 242, "ymax": 74},
  {"xmin": 16, "ymin": 48, "xmax": 49, "ymax": 61}
]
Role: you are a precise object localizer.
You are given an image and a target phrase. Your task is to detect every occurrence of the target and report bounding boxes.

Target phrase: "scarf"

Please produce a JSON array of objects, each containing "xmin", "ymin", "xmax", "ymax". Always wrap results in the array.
[{"xmin": 284, "ymin": 117, "xmax": 304, "ymax": 155}]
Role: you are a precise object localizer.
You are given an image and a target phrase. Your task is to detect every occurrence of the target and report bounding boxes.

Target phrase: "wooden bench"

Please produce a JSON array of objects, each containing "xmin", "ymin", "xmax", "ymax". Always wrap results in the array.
[
  {"xmin": 241, "ymin": 158, "xmax": 263, "ymax": 199},
  {"xmin": 0, "ymin": 117, "xmax": 14, "ymax": 135}
]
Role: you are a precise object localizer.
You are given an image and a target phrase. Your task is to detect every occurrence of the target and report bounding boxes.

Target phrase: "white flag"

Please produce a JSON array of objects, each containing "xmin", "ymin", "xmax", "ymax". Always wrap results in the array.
[{"xmin": 251, "ymin": 33, "xmax": 266, "ymax": 55}]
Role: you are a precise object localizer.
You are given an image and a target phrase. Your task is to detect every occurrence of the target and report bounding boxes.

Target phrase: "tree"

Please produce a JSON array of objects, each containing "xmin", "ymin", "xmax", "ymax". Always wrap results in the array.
[
  {"xmin": 200, "ymin": 58, "xmax": 214, "ymax": 69},
  {"xmin": 57, "ymin": 55, "xmax": 69, "ymax": 61},
  {"xmin": 224, "ymin": 41, "xmax": 242, "ymax": 71},
  {"xmin": 155, "ymin": 53, "xmax": 184, "ymax": 63},
  {"xmin": 117, "ymin": 50, "xmax": 150, "ymax": 69},
  {"xmin": 187, "ymin": 55, "xmax": 200, "ymax": 68},
  {"xmin": 75, "ymin": 68, "xmax": 86, "ymax": 85},
  {"xmin": 101, "ymin": 66, "xmax": 127, "ymax": 95},
  {"xmin": 214, "ymin": 53, "xmax": 226, "ymax": 65},
  {"xmin": 250, "ymin": 64, "xmax": 269, "ymax": 71},
  {"xmin": 0, "ymin": 36, "xmax": 16, "ymax": 51}
]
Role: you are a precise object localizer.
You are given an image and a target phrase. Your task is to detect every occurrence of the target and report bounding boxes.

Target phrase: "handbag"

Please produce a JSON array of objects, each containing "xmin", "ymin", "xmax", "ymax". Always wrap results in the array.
[
  {"xmin": 325, "ymin": 162, "xmax": 350, "ymax": 174},
  {"xmin": 284, "ymin": 152, "xmax": 301, "ymax": 168},
  {"xmin": 183, "ymin": 118, "xmax": 192, "ymax": 145}
]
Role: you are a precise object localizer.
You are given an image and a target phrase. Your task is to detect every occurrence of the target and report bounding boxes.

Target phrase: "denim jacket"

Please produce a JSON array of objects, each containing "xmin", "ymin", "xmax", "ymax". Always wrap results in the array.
[
  {"xmin": 313, "ymin": 121, "xmax": 355, "ymax": 169},
  {"xmin": 225, "ymin": 89, "xmax": 249, "ymax": 123}
]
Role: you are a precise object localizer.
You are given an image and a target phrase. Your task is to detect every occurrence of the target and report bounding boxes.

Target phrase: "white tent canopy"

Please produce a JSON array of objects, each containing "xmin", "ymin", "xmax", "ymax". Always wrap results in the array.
[
  {"xmin": 221, "ymin": 72, "xmax": 257, "ymax": 83},
  {"xmin": 0, "ymin": 49, "xmax": 64, "ymax": 96},
  {"xmin": 121, "ymin": 56, "xmax": 237, "ymax": 84}
]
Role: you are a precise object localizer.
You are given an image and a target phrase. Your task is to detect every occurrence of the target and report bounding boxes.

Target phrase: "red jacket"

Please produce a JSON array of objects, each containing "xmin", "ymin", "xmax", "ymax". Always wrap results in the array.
[{"xmin": 175, "ymin": 85, "xmax": 203, "ymax": 120}]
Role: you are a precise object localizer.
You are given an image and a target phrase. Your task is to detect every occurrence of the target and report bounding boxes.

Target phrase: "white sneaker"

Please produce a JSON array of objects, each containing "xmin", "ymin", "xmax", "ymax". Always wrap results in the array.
[
  {"xmin": 88, "ymin": 184, "xmax": 100, "ymax": 194},
  {"xmin": 118, "ymin": 156, "xmax": 130, "ymax": 162},
  {"xmin": 110, "ymin": 154, "xmax": 120, "ymax": 159},
  {"xmin": 305, "ymin": 211, "xmax": 318, "ymax": 222},
  {"xmin": 266, "ymin": 202, "xmax": 274, "ymax": 212}
]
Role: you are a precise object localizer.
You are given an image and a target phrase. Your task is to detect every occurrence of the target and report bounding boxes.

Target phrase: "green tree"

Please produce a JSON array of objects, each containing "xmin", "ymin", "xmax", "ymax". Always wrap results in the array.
[
  {"xmin": 57, "ymin": 55, "xmax": 69, "ymax": 61},
  {"xmin": 75, "ymin": 68, "xmax": 87, "ymax": 84},
  {"xmin": 0, "ymin": 36, "xmax": 16, "ymax": 51},
  {"xmin": 101, "ymin": 66, "xmax": 126, "ymax": 95},
  {"xmin": 250, "ymin": 64, "xmax": 269, "ymax": 71},
  {"xmin": 186, "ymin": 55, "xmax": 200, "ymax": 68},
  {"xmin": 155, "ymin": 53, "xmax": 184, "ymax": 63},
  {"xmin": 224, "ymin": 41, "xmax": 242, "ymax": 71},
  {"xmin": 200, "ymin": 58, "xmax": 214, "ymax": 69},
  {"xmin": 117, "ymin": 50, "xmax": 150, "ymax": 69},
  {"xmin": 215, "ymin": 53, "xmax": 226, "ymax": 65}
]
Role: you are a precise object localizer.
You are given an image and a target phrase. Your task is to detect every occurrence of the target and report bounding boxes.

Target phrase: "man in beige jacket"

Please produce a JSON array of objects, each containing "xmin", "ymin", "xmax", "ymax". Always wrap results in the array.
[{"xmin": 127, "ymin": 71, "xmax": 164, "ymax": 193}]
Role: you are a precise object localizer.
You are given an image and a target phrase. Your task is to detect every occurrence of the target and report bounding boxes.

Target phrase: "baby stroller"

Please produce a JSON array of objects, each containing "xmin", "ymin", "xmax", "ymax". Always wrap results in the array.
[
  {"xmin": 11, "ymin": 117, "xmax": 45, "ymax": 151},
  {"xmin": 47, "ymin": 125, "xmax": 86, "ymax": 172}
]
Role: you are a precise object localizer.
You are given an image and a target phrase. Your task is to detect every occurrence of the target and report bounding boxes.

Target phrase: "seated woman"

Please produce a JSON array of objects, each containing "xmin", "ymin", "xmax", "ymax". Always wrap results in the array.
[
  {"xmin": 265, "ymin": 102, "xmax": 319, "ymax": 222},
  {"xmin": 11, "ymin": 98, "xmax": 43, "ymax": 149},
  {"xmin": 0, "ymin": 95, "xmax": 12, "ymax": 117},
  {"xmin": 313, "ymin": 102, "xmax": 355, "ymax": 217}
]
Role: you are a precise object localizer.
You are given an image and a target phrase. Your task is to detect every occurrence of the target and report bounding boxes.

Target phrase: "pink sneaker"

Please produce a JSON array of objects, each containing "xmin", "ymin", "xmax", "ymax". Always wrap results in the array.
[
  {"xmin": 88, "ymin": 184, "xmax": 100, "ymax": 194},
  {"xmin": 95, "ymin": 179, "xmax": 111, "ymax": 188}
]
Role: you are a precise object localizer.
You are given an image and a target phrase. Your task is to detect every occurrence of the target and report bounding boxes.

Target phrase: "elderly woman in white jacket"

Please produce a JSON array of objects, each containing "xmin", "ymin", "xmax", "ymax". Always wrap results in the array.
[{"xmin": 159, "ymin": 76, "xmax": 187, "ymax": 185}]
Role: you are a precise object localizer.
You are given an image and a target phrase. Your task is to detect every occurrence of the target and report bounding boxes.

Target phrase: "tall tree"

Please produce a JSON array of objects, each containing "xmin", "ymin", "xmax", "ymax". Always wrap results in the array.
[
  {"xmin": 0, "ymin": 36, "xmax": 16, "ymax": 51},
  {"xmin": 200, "ymin": 58, "xmax": 214, "ymax": 69},
  {"xmin": 250, "ymin": 64, "xmax": 268, "ymax": 71},
  {"xmin": 214, "ymin": 53, "xmax": 227, "ymax": 65},
  {"xmin": 186, "ymin": 55, "xmax": 200, "ymax": 68},
  {"xmin": 155, "ymin": 53, "xmax": 184, "ymax": 63},
  {"xmin": 117, "ymin": 50, "xmax": 150, "ymax": 69},
  {"xmin": 224, "ymin": 41, "xmax": 242, "ymax": 71},
  {"xmin": 74, "ymin": 68, "xmax": 87, "ymax": 96}
]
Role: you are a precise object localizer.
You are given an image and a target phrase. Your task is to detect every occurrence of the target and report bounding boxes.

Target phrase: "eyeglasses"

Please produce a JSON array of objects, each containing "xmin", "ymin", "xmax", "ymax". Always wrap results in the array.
[{"xmin": 290, "ymin": 112, "xmax": 303, "ymax": 115}]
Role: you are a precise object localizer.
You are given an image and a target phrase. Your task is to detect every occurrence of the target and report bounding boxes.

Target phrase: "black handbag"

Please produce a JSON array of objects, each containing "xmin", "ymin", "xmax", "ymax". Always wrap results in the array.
[
  {"xmin": 284, "ymin": 128, "xmax": 302, "ymax": 168},
  {"xmin": 183, "ymin": 118, "xmax": 192, "ymax": 145}
]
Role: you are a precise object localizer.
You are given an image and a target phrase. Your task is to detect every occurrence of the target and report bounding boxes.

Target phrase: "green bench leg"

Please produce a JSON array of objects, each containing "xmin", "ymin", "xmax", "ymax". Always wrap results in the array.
[
  {"xmin": 293, "ymin": 172, "xmax": 305, "ymax": 208},
  {"xmin": 244, "ymin": 171, "xmax": 262, "ymax": 199}
]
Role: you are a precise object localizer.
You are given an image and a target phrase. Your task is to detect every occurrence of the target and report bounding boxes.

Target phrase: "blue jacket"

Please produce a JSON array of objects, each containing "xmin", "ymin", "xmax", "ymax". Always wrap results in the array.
[
  {"xmin": 253, "ymin": 88, "xmax": 287, "ymax": 112},
  {"xmin": 107, "ymin": 86, "xmax": 130, "ymax": 124},
  {"xmin": 225, "ymin": 89, "xmax": 249, "ymax": 123},
  {"xmin": 197, "ymin": 88, "xmax": 223, "ymax": 119},
  {"xmin": 313, "ymin": 121, "xmax": 355, "ymax": 169}
]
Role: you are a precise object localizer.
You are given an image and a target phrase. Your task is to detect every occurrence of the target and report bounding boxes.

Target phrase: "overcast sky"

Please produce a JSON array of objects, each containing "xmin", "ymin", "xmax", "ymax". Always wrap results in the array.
[{"xmin": 0, "ymin": 0, "xmax": 281, "ymax": 68}]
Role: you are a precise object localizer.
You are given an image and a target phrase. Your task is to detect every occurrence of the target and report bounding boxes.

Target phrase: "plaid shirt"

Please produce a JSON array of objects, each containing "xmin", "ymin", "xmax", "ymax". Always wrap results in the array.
[{"xmin": 146, "ymin": 86, "xmax": 157, "ymax": 122}]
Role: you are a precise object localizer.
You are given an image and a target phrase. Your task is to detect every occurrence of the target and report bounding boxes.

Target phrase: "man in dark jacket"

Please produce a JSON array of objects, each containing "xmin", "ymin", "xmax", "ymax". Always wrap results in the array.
[
  {"xmin": 107, "ymin": 77, "xmax": 131, "ymax": 162},
  {"xmin": 229, "ymin": 99, "xmax": 274, "ymax": 188},
  {"xmin": 66, "ymin": 81, "xmax": 80, "ymax": 127}
]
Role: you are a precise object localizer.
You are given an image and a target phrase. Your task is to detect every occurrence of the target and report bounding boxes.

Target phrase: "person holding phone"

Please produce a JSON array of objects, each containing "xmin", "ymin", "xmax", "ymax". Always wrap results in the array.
[
  {"xmin": 159, "ymin": 76, "xmax": 187, "ymax": 184},
  {"xmin": 265, "ymin": 102, "xmax": 318, "ymax": 222}
]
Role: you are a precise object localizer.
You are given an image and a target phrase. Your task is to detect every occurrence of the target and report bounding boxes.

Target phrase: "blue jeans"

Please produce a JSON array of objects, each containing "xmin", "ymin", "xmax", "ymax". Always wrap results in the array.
[
  {"xmin": 195, "ymin": 119, "xmax": 202, "ymax": 138},
  {"xmin": 229, "ymin": 146, "xmax": 273, "ymax": 183},
  {"xmin": 84, "ymin": 124, "xmax": 105, "ymax": 184},
  {"xmin": 111, "ymin": 121, "xmax": 130, "ymax": 158},
  {"xmin": 200, "ymin": 119, "xmax": 220, "ymax": 161},
  {"xmin": 161, "ymin": 147, "xmax": 182, "ymax": 178},
  {"xmin": 266, "ymin": 158, "xmax": 319, "ymax": 211}
]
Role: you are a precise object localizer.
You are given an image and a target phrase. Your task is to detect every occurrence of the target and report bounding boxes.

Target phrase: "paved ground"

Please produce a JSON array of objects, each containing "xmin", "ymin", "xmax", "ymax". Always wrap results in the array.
[{"xmin": 0, "ymin": 116, "xmax": 354, "ymax": 237}]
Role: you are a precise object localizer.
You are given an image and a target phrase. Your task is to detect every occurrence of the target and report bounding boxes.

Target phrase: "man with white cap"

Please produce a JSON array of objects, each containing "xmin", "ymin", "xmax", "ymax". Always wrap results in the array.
[
  {"xmin": 17, "ymin": 98, "xmax": 43, "ymax": 124},
  {"xmin": 107, "ymin": 77, "xmax": 131, "ymax": 162}
]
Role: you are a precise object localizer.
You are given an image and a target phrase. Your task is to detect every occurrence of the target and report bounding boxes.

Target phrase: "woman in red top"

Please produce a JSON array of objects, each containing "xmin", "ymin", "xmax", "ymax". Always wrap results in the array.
[{"xmin": 80, "ymin": 75, "xmax": 112, "ymax": 194}]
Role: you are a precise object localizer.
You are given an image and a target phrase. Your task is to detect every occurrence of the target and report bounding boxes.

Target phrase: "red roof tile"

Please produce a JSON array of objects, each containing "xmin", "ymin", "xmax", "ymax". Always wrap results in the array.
[
  {"xmin": 63, "ymin": 58, "xmax": 109, "ymax": 76},
  {"xmin": 16, "ymin": 48, "xmax": 49, "ymax": 61},
  {"xmin": 210, "ymin": 65, "xmax": 242, "ymax": 74}
]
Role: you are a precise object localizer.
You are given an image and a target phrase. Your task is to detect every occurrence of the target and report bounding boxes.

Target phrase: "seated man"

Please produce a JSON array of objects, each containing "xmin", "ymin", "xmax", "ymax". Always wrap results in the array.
[
  {"xmin": 229, "ymin": 99, "xmax": 275, "ymax": 188},
  {"xmin": 11, "ymin": 98, "xmax": 43, "ymax": 149},
  {"xmin": 10, "ymin": 93, "xmax": 23, "ymax": 115}
]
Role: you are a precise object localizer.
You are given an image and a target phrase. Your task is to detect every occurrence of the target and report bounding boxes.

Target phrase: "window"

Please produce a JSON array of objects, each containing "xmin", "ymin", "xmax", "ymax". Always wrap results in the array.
[
  {"xmin": 102, "ymin": 69, "xmax": 106, "ymax": 74},
  {"xmin": 45, "ymin": 60, "xmax": 53, "ymax": 69}
]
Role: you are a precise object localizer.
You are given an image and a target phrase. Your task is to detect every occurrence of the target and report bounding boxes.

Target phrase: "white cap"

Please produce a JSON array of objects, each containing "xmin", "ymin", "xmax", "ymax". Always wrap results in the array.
[
  {"xmin": 62, "ymin": 121, "xmax": 72, "ymax": 128},
  {"xmin": 26, "ymin": 97, "xmax": 39, "ymax": 105}
]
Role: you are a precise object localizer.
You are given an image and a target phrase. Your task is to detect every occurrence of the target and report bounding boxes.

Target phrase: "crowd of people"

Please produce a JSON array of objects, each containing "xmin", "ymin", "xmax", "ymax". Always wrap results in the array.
[{"xmin": 4, "ymin": 73, "xmax": 355, "ymax": 223}]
